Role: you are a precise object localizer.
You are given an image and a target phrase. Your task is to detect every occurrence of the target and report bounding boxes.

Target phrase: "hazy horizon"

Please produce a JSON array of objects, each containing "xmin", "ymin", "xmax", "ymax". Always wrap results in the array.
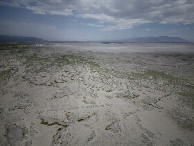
[{"xmin": 0, "ymin": 0, "xmax": 194, "ymax": 41}]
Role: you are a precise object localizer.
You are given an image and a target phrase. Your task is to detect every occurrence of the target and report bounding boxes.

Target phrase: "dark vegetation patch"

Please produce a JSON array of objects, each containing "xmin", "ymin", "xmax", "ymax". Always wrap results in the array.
[
  {"xmin": 39, "ymin": 115, "xmax": 68, "ymax": 128},
  {"xmin": 77, "ymin": 115, "xmax": 91, "ymax": 122},
  {"xmin": 178, "ymin": 90, "xmax": 194, "ymax": 108},
  {"xmin": 129, "ymin": 70, "xmax": 181, "ymax": 84},
  {"xmin": 168, "ymin": 108, "xmax": 194, "ymax": 130},
  {"xmin": 21, "ymin": 52, "xmax": 101, "ymax": 74},
  {"xmin": 0, "ymin": 67, "xmax": 18, "ymax": 85}
]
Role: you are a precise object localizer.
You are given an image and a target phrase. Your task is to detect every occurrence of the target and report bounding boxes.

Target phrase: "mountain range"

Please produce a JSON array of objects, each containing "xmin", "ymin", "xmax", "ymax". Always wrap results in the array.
[
  {"xmin": 0, "ymin": 35, "xmax": 46, "ymax": 43},
  {"xmin": 120, "ymin": 36, "xmax": 189, "ymax": 43},
  {"xmin": 0, "ymin": 35, "xmax": 189, "ymax": 43}
]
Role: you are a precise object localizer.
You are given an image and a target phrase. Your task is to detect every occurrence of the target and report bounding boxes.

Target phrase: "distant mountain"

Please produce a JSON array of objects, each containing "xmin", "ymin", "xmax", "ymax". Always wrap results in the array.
[
  {"xmin": 0, "ymin": 35, "xmax": 189, "ymax": 43},
  {"xmin": 119, "ymin": 36, "xmax": 189, "ymax": 43},
  {"xmin": 0, "ymin": 35, "xmax": 46, "ymax": 43}
]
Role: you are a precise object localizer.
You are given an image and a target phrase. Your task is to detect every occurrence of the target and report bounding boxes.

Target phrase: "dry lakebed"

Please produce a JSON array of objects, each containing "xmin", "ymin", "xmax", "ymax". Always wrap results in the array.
[{"xmin": 0, "ymin": 43, "xmax": 194, "ymax": 146}]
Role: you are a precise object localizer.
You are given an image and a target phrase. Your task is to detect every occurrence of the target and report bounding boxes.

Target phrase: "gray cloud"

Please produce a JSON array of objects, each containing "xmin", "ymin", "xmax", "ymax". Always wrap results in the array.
[{"xmin": 1, "ymin": 0, "xmax": 194, "ymax": 30}]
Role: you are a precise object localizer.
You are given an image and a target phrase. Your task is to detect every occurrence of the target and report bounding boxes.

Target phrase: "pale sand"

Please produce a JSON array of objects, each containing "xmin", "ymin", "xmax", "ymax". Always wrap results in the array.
[{"xmin": 0, "ymin": 43, "xmax": 194, "ymax": 146}]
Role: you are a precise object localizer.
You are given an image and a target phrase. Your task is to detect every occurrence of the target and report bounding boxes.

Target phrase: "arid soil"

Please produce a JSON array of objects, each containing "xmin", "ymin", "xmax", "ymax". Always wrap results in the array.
[{"xmin": 0, "ymin": 43, "xmax": 194, "ymax": 146}]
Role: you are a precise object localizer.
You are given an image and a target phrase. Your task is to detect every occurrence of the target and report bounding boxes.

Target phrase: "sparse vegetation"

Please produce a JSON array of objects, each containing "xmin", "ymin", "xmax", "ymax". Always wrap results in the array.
[{"xmin": 1, "ymin": 43, "xmax": 194, "ymax": 145}]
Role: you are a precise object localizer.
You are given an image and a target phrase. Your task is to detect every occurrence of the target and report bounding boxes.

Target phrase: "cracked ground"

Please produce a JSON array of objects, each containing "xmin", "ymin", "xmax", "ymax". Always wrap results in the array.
[{"xmin": 0, "ymin": 43, "xmax": 194, "ymax": 146}]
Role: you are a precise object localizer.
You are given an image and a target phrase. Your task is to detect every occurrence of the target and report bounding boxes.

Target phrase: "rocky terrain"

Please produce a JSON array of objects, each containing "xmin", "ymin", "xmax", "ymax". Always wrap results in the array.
[{"xmin": 0, "ymin": 43, "xmax": 194, "ymax": 146}]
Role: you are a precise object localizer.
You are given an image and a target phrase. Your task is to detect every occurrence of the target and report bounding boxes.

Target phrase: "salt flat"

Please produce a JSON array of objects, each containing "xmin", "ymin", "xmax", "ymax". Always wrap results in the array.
[{"xmin": 0, "ymin": 43, "xmax": 194, "ymax": 146}]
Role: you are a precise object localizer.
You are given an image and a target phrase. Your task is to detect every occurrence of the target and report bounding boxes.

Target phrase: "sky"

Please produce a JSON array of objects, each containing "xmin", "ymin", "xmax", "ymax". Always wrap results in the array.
[{"xmin": 0, "ymin": 0, "xmax": 194, "ymax": 41}]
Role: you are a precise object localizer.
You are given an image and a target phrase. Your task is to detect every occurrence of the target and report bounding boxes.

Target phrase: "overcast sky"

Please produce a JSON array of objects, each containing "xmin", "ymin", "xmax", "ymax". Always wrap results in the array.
[{"xmin": 0, "ymin": 0, "xmax": 194, "ymax": 41}]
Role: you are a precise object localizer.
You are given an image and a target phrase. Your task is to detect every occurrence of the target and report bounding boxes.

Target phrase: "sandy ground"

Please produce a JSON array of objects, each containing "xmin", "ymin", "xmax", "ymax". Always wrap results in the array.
[{"xmin": 0, "ymin": 43, "xmax": 194, "ymax": 146}]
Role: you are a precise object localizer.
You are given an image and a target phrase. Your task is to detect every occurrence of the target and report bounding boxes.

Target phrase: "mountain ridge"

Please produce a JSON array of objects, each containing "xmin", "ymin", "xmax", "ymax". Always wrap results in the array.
[
  {"xmin": 0, "ymin": 35, "xmax": 189, "ymax": 43},
  {"xmin": 115, "ymin": 36, "xmax": 189, "ymax": 43},
  {"xmin": 0, "ymin": 35, "xmax": 46, "ymax": 43}
]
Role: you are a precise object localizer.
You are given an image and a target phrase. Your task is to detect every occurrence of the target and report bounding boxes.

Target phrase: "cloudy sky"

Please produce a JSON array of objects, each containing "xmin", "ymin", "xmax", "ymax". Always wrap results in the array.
[{"xmin": 0, "ymin": 0, "xmax": 194, "ymax": 41}]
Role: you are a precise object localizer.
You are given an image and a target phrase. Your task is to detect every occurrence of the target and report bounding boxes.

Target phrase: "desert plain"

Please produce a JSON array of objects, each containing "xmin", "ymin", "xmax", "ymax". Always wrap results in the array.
[{"xmin": 0, "ymin": 43, "xmax": 194, "ymax": 146}]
